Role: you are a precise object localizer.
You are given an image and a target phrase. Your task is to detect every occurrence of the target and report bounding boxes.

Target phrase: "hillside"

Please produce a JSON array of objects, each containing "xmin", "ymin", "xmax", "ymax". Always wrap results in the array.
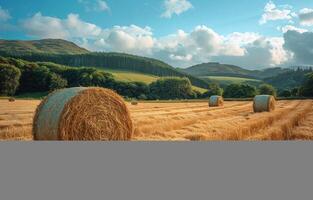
[
  {"xmin": 0, "ymin": 39, "xmax": 89, "ymax": 55},
  {"xmin": 182, "ymin": 62, "xmax": 254, "ymax": 78},
  {"xmin": 106, "ymin": 69, "xmax": 207, "ymax": 93},
  {"xmin": 182, "ymin": 62, "xmax": 291, "ymax": 79},
  {"xmin": 202, "ymin": 76, "xmax": 262, "ymax": 88},
  {"xmin": 0, "ymin": 51, "xmax": 210, "ymax": 89}
]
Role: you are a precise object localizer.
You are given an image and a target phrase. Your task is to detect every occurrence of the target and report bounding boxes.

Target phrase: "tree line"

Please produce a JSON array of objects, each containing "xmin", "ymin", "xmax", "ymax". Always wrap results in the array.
[
  {"xmin": 1, "ymin": 57, "xmax": 312, "ymax": 100},
  {"xmin": 0, "ymin": 51, "xmax": 211, "ymax": 89},
  {"xmin": 0, "ymin": 57, "xmax": 204, "ymax": 100}
]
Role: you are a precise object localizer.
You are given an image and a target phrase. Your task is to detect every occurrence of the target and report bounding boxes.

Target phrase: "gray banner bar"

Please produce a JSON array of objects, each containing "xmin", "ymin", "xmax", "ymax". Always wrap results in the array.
[{"xmin": 0, "ymin": 142, "xmax": 312, "ymax": 200}]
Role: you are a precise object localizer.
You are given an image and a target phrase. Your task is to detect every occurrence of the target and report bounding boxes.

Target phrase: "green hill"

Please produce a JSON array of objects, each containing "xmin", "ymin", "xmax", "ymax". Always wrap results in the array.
[
  {"xmin": 182, "ymin": 62, "xmax": 254, "ymax": 78},
  {"xmin": 106, "ymin": 69, "xmax": 207, "ymax": 93},
  {"xmin": 182, "ymin": 62, "xmax": 291, "ymax": 79},
  {"xmin": 0, "ymin": 39, "xmax": 89, "ymax": 55},
  {"xmin": 202, "ymin": 76, "xmax": 262, "ymax": 88},
  {"xmin": 0, "ymin": 44, "xmax": 210, "ymax": 89}
]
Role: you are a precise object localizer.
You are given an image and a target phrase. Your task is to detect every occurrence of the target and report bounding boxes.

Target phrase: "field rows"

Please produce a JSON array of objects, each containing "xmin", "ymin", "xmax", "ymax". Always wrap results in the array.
[{"xmin": 0, "ymin": 100, "xmax": 312, "ymax": 141}]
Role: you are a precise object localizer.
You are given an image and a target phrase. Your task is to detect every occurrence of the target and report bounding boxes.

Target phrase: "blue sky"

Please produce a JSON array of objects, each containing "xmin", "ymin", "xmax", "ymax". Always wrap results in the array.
[{"xmin": 1, "ymin": 0, "xmax": 313, "ymax": 69}]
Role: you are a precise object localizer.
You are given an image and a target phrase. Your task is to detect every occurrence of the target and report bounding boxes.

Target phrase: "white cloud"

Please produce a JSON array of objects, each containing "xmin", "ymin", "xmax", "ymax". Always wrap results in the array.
[
  {"xmin": 298, "ymin": 8, "xmax": 313, "ymax": 26},
  {"xmin": 259, "ymin": 1, "xmax": 293, "ymax": 24},
  {"xmin": 78, "ymin": 0, "xmax": 110, "ymax": 12},
  {"xmin": 0, "ymin": 6, "xmax": 11, "ymax": 21},
  {"xmin": 97, "ymin": 0, "xmax": 110, "ymax": 11},
  {"xmin": 22, "ymin": 12, "xmax": 101, "ymax": 39},
  {"xmin": 95, "ymin": 25, "xmax": 155, "ymax": 54},
  {"xmin": 161, "ymin": 0, "xmax": 193, "ymax": 18},
  {"xmin": 278, "ymin": 25, "xmax": 308, "ymax": 33},
  {"xmin": 21, "ymin": 13, "xmax": 293, "ymax": 69},
  {"xmin": 284, "ymin": 30, "xmax": 313, "ymax": 65}
]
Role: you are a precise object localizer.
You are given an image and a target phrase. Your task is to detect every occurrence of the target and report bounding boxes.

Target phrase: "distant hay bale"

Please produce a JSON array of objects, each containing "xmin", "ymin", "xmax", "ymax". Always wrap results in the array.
[
  {"xmin": 33, "ymin": 87, "xmax": 133, "ymax": 141},
  {"xmin": 253, "ymin": 95, "xmax": 276, "ymax": 113},
  {"xmin": 209, "ymin": 96, "xmax": 224, "ymax": 107},
  {"xmin": 131, "ymin": 100, "xmax": 138, "ymax": 105},
  {"xmin": 8, "ymin": 97, "xmax": 15, "ymax": 102}
]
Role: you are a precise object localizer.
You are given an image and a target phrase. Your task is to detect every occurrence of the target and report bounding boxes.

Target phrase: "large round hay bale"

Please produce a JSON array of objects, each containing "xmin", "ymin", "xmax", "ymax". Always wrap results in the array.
[
  {"xmin": 253, "ymin": 95, "xmax": 276, "ymax": 113},
  {"xmin": 209, "ymin": 96, "xmax": 224, "ymax": 107},
  {"xmin": 33, "ymin": 87, "xmax": 133, "ymax": 141}
]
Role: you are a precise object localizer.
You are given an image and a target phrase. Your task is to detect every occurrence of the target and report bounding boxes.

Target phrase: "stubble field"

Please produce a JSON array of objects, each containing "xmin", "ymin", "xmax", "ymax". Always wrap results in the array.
[{"xmin": 0, "ymin": 99, "xmax": 313, "ymax": 141}]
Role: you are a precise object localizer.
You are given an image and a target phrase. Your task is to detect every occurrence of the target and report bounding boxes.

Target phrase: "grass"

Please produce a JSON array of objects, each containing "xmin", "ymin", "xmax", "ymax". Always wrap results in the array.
[
  {"xmin": 202, "ymin": 76, "xmax": 262, "ymax": 86},
  {"xmin": 105, "ymin": 69, "xmax": 207, "ymax": 93},
  {"xmin": 106, "ymin": 70, "xmax": 159, "ymax": 83},
  {"xmin": 14, "ymin": 92, "xmax": 48, "ymax": 99}
]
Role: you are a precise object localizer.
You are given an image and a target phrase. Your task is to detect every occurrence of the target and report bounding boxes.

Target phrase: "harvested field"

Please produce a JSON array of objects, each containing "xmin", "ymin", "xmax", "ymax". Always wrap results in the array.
[{"xmin": 0, "ymin": 99, "xmax": 313, "ymax": 141}]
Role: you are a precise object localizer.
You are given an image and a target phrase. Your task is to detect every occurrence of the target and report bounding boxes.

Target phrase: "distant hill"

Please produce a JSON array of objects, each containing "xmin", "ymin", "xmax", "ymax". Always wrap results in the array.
[
  {"xmin": 0, "ymin": 39, "xmax": 210, "ymax": 89},
  {"xmin": 182, "ymin": 62, "xmax": 291, "ymax": 79},
  {"xmin": 182, "ymin": 62, "xmax": 254, "ymax": 78},
  {"xmin": 0, "ymin": 39, "xmax": 89, "ymax": 55}
]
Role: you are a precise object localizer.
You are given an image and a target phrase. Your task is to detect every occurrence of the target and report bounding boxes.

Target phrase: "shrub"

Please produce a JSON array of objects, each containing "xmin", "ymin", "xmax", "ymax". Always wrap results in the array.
[
  {"xmin": 278, "ymin": 90, "xmax": 292, "ymax": 98},
  {"xmin": 149, "ymin": 77, "xmax": 193, "ymax": 100},
  {"xmin": 202, "ymin": 83, "xmax": 223, "ymax": 98},
  {"xmin": 299, "ymin": 73, "xmax": 313, "ymax": 97},
  {"xmin": 258, "ymin": 84, "xmax": 277, "ymax": 97},
  {"xmin": 0, "ymin": 64, "xmax": 21, "ymax": 96},
  {"xmin": 224, "ymin": 84, "xmax": 257, "ymax": 98},
  {"xmin": 48, "ymin": 73, "xmax": 68, "ymax": 91}
]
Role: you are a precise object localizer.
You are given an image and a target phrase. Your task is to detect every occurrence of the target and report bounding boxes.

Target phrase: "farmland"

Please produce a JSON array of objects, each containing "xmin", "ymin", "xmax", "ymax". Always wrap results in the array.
[
  {"xmin": 106, "ymin": 69, "xmax": 208, "ymax": 93},
  {"xmin": 1, "ymin": 99, "xmax": 312, "ymax": 141},
  {"xmin": 202, "ymin": 76, "xmax": 262, "ymax": 86}
]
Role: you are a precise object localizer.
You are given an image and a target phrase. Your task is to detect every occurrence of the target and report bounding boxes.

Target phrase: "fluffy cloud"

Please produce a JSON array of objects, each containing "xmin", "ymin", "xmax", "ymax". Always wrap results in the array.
[
  {"xmin": 259, "ymin": 1, "xmax": 294, "ymax": 24},
  {"xmin": 22, "ymin": 13, "xmax": 101, "ymax": 39},
  {"xmin": 94, "ymin": 25, "xmax": 155, "ymax": 54},
  {"xmin": 154, "ymin": 26, "xmax": 289, "ymax": 68},
  {"xmin": 161, "ymin": 0, "xmax": 193, "ymax": 18},
  {"xmin": 278, "ymin": 25, "xmax": 308, "ymax": 33},
  {"xmin": 0, "ymin": 6, "xmax": 11, "ymax": 21},
  {"xmin": 21, "ymin": 13, "xmax": 294, "ymax": 69},
  {"xmin": 298, "ymin": 8, "xmax": 313, "ymax": 26},
  {"xmin": 284, "ymin": 30, "xmax": 313, "ymax": 65},
  {"xmin": 214, "ymin": 37, "xmax": 290, "ymax": 69}
]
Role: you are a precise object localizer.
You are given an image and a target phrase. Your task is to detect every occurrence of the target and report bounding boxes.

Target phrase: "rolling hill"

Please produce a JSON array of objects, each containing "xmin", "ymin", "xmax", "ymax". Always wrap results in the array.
[
  {"xmin": 106, "ymin": 69, "xmax": 207, "ymax": 93},
  {"xmin": 0, "ymin": 39, "xmax": 211, "ymax": 89},
  {"xmin": 182, "ymin": 62, "xmax": 291, "ymax": 80},
  {"xmin": 182, "ymin": 62, "xmax": 254, "ymax": 78},
  {"xmin": 202, "ymin": 76, "xmax": 262, "ymax": 88},
  {"xmin": 0, "ymin": 39, "xmax": 89, "ymax": 55}
]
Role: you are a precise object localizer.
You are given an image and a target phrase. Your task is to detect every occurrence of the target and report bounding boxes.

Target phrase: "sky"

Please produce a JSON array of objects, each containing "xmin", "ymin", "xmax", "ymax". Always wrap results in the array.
[{"xmin": 1, "ymin": 0, "xmax": 313, "ymax": 69}]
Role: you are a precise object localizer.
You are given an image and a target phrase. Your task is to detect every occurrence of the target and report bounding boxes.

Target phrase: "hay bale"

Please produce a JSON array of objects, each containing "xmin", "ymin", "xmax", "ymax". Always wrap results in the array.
[
  {"xmin": 33, "ymin": 87, "xmax": 133, "ymax": 141},
  {"xmin": 209, "ymin": 96, "xmax": 224, "ymax": 107},
  {"xmin": 253, "ymin": 95, "xmax": 276, "ymax": 113},
  {"xmin": 131, "ymin": 100, "xmax": 138, "ymax": 105},
  {"xmin": 8, "ymin": 97, "xmax": 15, "ymax": 102}
]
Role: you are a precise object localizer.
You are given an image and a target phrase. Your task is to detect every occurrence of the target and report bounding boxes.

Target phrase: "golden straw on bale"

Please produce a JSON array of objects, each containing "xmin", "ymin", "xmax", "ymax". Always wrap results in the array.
[
  {"xmin": 33, "ymin": 87, "xmax": 133, "ymax": 141},
  {"xmin": 209, "ymin": 96, "xmax": 224, "ymax": 107},
  {"xmin": 253, "ymin": 95, "xmax": 276, "ymax": 113}
]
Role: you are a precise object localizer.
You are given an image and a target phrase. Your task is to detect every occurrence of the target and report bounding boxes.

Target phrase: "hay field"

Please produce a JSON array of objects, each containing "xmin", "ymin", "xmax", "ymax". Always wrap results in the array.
[{"xmin": 0, "ymin": 99, "xmax": 313, "ymax": 141}]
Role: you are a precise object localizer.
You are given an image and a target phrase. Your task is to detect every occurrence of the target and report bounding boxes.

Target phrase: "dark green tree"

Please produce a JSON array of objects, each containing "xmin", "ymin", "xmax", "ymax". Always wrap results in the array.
[
  {"xmin": 224, "ymin": 84, "xmax": 257, "ymax": 98},
  {"xmin": 202, "ymin": 83, "xmax": 223, "ymax": 98},
  {"xmin": 149, "ymin": 77, "xmax": 194, "ymax": 100},
  {"xmin": 48, "ymin": 73, "xmax": 68, "ymax": 91},
  {"xmin": 258, "ymin": 84, "xmax": 277, "ymax": 97},
  {"xmin": 0, "ymin": 64, "xmax": 21, "ymax": 96},
  {"xmin": 278, "ymin": 89, "xmax": 292, "ymax": 97},
  {"xmin": 300, "ymin": 73, "xmax": 313, "ymax": 97}
]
